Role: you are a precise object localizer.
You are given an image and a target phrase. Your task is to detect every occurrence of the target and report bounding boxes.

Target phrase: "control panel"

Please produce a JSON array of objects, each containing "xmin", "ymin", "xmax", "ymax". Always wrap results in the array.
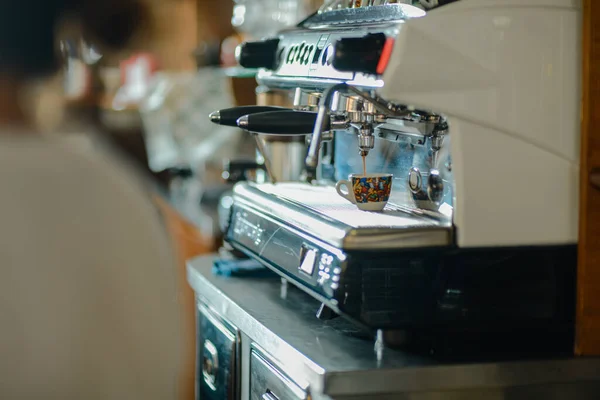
[
  {"xmin": 226, "ymin": 203, "xmax": 345, "ymax": 301},
  {"xmin": 233, "ymin": 4, "xmax": 421, "ymax": 89},
  {"xmin": 247, "ymin": 25, "xmax": 401, "ymax": 89},
  {"xmin": 276, "ymin": 31, "xmax": 356, "ymax": 80}
]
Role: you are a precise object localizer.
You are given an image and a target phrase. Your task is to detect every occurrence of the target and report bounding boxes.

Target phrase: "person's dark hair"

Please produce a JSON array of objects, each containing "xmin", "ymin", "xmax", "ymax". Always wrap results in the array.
[{"xmin": 0, "ymin": 0, "xmax": 146, "ymax": 79}]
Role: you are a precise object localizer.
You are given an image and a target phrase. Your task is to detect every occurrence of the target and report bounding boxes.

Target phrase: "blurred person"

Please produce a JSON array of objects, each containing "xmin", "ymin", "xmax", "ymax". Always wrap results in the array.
[{"xmin": 0, "ymin": 1, "xmax": 186, "ymax": 399}]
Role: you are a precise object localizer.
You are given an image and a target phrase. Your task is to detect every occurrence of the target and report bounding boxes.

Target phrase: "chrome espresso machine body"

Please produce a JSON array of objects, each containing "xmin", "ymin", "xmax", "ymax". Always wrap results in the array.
[{"xmin": 213, "ymin": 0, "xmax": 580, "ymax": 345}]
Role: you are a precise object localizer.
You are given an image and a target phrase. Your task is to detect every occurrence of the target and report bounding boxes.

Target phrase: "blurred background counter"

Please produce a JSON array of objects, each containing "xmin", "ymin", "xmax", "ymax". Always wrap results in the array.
[{"xmin": 53, "ymin": 1, "xmax": 321, "ymax": 399}]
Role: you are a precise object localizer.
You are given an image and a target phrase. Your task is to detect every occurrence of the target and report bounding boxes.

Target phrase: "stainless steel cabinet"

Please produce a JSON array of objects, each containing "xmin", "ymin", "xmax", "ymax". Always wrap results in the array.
[
  {"xmin": 250, "ymin": 350, "xmax": 307, "ymax": 400},
  {"xmin": 190, "ymin": 255, "xmax": 600, "ymax": 400},
  {"xmin": 197, "ymin": 304, "xmax": 240, "ymax": 400}
]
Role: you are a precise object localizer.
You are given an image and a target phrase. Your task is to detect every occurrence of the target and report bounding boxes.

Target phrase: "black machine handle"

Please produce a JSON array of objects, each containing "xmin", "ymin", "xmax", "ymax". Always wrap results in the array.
[
  {"xmin": 209, "ymin": 106, "xmax": 289, "ymax": 127},
  {"xmin": 236, "ymin": 110, "xmax": 328, "ymax": 135},
  {"xmin": 333, "ymin": 33, "xmax": 387, "ymax": 75},
  {"xmin": 236, "ymin": 38, "xmax": 280, "ymax": 70}
]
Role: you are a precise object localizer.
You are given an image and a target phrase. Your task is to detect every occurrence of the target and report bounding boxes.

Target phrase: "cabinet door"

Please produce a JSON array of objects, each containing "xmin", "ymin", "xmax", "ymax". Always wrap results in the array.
[
  {"xmin": 250, "ymin": 350, "xmax": 306, "ymax": 400},
  {"xmin": 198, "ymin": 303, "xmax": 240, "ymax": 400}
]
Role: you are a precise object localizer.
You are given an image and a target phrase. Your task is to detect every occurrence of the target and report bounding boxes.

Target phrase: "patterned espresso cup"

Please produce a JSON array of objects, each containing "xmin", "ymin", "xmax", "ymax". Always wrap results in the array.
[{"xmin": 335, "ymin": 173, "xmax": 393, "ymax": 211}]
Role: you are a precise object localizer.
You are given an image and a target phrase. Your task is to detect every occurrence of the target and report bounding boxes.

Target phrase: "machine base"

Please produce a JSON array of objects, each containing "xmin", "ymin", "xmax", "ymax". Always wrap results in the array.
[{"xmin": 229, "ymin": 239, "xmax": 576, "ymax": 339}]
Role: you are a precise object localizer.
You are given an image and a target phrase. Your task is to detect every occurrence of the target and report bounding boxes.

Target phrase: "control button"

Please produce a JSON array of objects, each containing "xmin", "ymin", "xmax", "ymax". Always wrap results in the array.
[
  {"xmin": 333, "ymin": 267, "xmax": 341, "ymax": 274},
  {"xmin": 332, "ymin": 275, "xmax": 340, "ymax": 282},
  {"xmin": 408, "ymin": 167, "xmax": 422, "ymax": 193},
  {"xmin": 331, "ymin": 283, "xmax": 339, "ymax": 290},
  {"xmin": 236, "ymin": 38, "xmax": 280, "ymax": 70},
  {"xmin": 320, "ymin": 254, "xmax": 332, "ymax": 266}
]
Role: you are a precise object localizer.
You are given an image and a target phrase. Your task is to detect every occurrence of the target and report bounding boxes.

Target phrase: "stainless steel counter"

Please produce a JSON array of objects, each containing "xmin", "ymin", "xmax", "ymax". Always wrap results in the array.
[{"xmin": 187, "ymin": 254, "xmax": 600, "ymax": 399}]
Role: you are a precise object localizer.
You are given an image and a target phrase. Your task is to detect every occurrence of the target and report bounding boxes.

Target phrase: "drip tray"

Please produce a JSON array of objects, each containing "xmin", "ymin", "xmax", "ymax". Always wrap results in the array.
[{"xmin": 232, "ymin": 183, "xmax": 453, "ymax": 250}]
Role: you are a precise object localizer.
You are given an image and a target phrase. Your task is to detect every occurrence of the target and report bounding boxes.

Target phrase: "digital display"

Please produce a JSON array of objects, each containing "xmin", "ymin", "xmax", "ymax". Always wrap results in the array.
[{"xmin": 299, "ymin": 245, "xmax": 317, "ymax": 276}]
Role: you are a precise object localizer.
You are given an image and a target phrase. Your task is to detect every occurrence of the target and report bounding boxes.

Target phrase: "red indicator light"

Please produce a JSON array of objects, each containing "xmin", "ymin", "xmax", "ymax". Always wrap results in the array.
[{"xmin": 376, "ymin": 38, "xmax": 395, "ymax": 75}]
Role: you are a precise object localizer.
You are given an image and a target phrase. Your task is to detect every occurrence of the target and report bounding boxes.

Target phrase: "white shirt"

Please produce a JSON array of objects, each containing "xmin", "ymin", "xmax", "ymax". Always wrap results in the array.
[{"xmin": 0, "ymin": 135, "xmax": 183, "ymax": 399}]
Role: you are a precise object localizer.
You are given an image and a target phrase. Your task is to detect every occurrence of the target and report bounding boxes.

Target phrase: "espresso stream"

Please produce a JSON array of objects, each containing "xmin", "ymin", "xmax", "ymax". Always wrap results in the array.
[{"xmin": 362, "ymin": 155, "xmax": 367, "ymax": 177}]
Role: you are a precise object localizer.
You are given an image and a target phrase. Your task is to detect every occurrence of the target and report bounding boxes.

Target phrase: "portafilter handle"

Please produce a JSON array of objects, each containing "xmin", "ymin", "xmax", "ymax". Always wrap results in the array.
[
  {"xmin": 235, "ymin": 110, "xmax": 323, "ymax": 184},
  {"xmin": 209, "ymin": 106, "xmax": 288, "ymax": 127},
  {"xmin": 236, "ymin": 110, "xmax": 327, "ymax": 135}
]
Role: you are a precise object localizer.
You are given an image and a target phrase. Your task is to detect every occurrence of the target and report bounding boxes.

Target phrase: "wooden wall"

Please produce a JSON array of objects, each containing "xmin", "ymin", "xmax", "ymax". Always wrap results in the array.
[
  {"xmin": 144, "ymin": 3, "xmax": 231, "ymax": 399},
  {"xmin": 576, "ymin": 0, "xmax": 600, "ymax": 355},
  {"xmin": 146, "ymin": 0, "xmax": 198, "ymax": 70},
  {"xmin": 154, "ymin": 197, "xmax": 216, "ymax": 400},
  {"xmin": 196, "ymin": 0, "xmax": 235, "ymax": 47},
  {"xmin": 103, "ymin": 0, "xmax": 233, "ymax": 70},
  {"xmin": 145, "ymin": 0, "xmax": 233, "ymax": 69}
]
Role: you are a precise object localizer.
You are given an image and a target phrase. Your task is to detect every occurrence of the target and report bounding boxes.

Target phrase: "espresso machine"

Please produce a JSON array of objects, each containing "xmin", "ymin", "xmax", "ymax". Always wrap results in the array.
[{"xmin": 210, "ymin": 0, "xmax": 580, "ymax": 349}]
